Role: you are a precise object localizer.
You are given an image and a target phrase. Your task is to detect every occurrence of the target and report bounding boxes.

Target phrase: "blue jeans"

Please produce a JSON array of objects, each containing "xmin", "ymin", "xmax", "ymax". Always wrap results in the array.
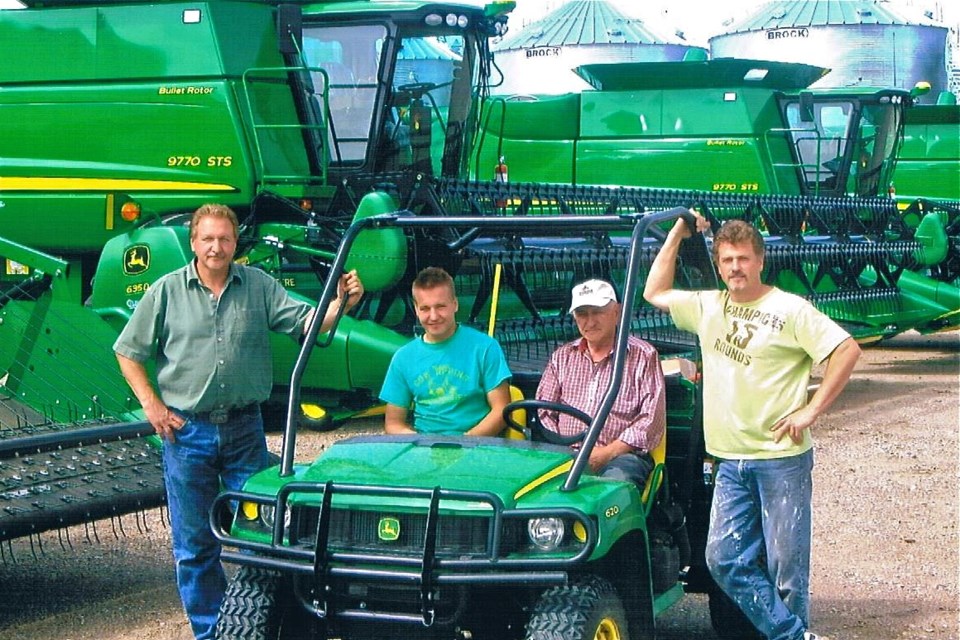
[
  {"xmin": 164, "ymin": 406, "xmax": 271, "ymax": 640},
  {"xmin": 599, "ymin": 451, "xmax": 654, "ymax": 487},
  {"xmin": 706, "ymin": 450, "xmax": 814, "ymax": 640}
]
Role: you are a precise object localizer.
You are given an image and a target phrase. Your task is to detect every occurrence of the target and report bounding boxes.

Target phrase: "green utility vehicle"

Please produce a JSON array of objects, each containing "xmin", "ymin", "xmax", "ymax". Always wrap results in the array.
[{"xmin": 211, "ymin": 207, "xmax": 747, "ymax": 640}]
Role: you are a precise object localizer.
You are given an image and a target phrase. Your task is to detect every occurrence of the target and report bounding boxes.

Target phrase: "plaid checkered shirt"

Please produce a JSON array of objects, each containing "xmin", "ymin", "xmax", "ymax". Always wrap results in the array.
[{"xmin": 536, "ymin": 335, "xmax": 666, "ymax": 452}]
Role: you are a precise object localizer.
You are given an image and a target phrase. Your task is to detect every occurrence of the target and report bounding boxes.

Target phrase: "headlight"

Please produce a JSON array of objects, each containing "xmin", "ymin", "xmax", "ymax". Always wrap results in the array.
[
  {"xmin": 527, "ymin": 517, "xmax": 565, "ymax": 551},
  {"xmin": 260, "ymin": 504, "xmax": 275, "ymax": 527},
  {"xmin": 259, "ymin": 504, "xmax": 290, "ymax": 529}
]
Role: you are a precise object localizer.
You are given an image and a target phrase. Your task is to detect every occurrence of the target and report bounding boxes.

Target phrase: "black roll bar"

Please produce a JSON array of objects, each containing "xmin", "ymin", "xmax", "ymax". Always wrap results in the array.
[{"xmin": 280, "ymin": 207, "xmax": 705, "ymax": 481}]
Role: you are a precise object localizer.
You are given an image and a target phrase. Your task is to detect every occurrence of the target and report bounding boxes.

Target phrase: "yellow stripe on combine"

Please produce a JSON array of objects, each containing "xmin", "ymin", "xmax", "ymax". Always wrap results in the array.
[
  {"xmin": 0, "ymin": 177, "xmax": 235, "ymax": 191},
  {"xmin": 514, "ymin": 461, "xmax": 573, "ymax": 500},
  {"xmin": 105, "ymin": 193, "xmax": 115, "ymax": 230}
]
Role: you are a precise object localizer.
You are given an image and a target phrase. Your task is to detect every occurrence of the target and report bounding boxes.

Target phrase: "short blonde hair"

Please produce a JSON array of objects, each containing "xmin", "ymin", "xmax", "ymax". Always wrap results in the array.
[
  {"xmin": 412, "ymin": 266, "xmax": 456, "ymax": 296},
  {"xmin": 190, "ymin": 203, "xmax": 239, "ymax": 240}
]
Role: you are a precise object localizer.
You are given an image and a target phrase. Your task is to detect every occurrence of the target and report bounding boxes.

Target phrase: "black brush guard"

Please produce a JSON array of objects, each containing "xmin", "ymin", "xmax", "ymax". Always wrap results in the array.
[{"xmin": 212, "ymin": 480, "xmax": 596, "ymax": 626}]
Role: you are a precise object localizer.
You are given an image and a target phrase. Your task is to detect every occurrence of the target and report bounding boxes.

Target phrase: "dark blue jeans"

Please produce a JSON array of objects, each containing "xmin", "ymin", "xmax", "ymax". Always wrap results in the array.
[
  {"xmin": 164, "ymin": 406, "xmax": 271, "ymax": 640},
  {"xmin": 706, "ymin": 449, "xmax": 814, "ymax": 640}
]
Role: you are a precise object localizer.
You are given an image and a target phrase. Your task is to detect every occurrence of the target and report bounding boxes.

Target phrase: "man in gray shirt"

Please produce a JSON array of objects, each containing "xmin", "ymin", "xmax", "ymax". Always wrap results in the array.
[{"xmin": 114, "ymin": 203, "xmax": 363, "ymax": 640}]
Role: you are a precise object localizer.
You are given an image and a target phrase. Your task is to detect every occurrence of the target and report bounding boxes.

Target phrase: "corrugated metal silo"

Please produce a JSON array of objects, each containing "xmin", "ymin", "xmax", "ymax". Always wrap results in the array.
[
  {"xmin": 709, "ymin": 0, "xmax": 949, "ymax": 102},
  {"xmin": 492, "ymin": 0, "xmax": 706, "ymax": 95}
]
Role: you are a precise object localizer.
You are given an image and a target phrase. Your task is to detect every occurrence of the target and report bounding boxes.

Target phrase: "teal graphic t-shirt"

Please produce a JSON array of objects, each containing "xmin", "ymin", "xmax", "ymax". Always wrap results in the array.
[{"xmin": 379, "ymin": 325, "xmax": 512, "ymax": 435}]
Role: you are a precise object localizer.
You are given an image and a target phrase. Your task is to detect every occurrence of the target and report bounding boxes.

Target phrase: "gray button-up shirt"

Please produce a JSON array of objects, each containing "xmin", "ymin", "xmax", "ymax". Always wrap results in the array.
[{"xmin": 114, "ymin": 260, "xmax": 311, "ymax": 412}]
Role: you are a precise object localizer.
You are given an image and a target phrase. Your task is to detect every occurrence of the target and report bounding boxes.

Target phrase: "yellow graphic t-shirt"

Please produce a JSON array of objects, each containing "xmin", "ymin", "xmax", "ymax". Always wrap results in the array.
[{"xmin": 670, "ymin": 288, "xmax": 849, "ymax": 459}]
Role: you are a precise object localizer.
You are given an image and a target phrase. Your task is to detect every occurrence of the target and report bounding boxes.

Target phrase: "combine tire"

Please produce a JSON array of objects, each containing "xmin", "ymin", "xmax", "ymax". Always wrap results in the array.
[
  {"xmin": 216, "ymin": 566, "xmax": 325, "ymax": 639},
  {"xmin": 525, "ymin": 575, "xmax": 629, "ymax": 640}
]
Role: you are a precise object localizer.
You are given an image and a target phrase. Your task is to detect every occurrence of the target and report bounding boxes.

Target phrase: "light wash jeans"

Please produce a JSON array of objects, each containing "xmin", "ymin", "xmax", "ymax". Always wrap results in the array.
[
  {"xmin": 706, "ymin": 449, "xmax": 814, "ymax": 640},
  {"xmin": 164, "ymin": 406, "xmax": 271, "ymax": 640},
  {"xmin": 598, "ymin": 451, "xmax": 654, "ymax": 488}
]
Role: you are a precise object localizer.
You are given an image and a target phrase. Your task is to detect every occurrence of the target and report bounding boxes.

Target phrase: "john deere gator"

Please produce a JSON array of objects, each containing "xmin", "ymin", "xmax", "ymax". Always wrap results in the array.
[{"xmin": 210, "ymin": 207, "xmax": 748, "ymax": 640}]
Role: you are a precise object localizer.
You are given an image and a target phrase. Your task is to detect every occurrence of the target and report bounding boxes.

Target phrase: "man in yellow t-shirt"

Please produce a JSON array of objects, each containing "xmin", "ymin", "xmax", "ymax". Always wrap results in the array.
[{"xmin": 644, "ymin": 213, "xmax": 861, "ymax": 640}]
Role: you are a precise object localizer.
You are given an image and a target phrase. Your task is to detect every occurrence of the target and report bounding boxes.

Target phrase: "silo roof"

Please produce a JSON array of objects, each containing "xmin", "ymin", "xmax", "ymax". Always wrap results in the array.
[
  {"xmin": 719, "ymin": 0, "xmax": 944, "ymax": 34},
  {"xmin": 495, "ymin": 0, "xmax": 688, "ymax": 52},
  {"xmin": 399, "ymin": 38, "xmax": 459, "ymax": 61}
]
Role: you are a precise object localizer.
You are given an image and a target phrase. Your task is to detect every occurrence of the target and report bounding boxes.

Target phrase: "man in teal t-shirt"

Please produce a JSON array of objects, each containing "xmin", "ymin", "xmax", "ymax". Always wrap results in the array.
[{"xmin": 380, "ymin": 267, "xmax": 512, "ymax": 436}]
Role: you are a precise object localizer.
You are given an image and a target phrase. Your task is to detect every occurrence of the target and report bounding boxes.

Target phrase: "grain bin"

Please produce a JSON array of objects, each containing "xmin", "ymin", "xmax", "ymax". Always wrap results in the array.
[
  {"xmin": 709, "ymin": 0, "xmax": 949, "ymax": 103},
  {"xmin": 492, "ymin": 0, "xmax": 706, "ymax": 95}
]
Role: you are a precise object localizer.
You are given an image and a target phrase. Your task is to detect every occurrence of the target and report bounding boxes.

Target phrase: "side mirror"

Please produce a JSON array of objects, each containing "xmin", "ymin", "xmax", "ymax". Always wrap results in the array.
[
  {"xmin": 799, "ymin": 91, "xmax": 814, "ymax": 123},
  {"xmin": 277, "ymin": 4, "xmax": 303, "ymax": 56}
]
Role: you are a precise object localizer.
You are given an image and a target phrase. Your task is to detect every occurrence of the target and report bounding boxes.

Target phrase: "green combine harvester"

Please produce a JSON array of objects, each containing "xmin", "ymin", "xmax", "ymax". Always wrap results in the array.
[
  {"xmin": 894, "ymin": 90, "xmax": 960, "ymax": 205},
  {"xmin": 472, "ymin": 57, "xmax": 960, "ymax": 335},
  {"xmin": 892, "ymin": 90, "xmax": 960, "ymax": 293},
  {"xmin": 0, "ymin": 0, "xmax": 517, "ymax": 549}
]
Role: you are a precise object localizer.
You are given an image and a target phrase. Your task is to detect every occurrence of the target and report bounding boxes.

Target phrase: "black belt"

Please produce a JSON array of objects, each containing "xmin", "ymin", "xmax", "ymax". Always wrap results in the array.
[{"xmin": 194, "ymin": 403, "xmax": 259, "ymax": 425}]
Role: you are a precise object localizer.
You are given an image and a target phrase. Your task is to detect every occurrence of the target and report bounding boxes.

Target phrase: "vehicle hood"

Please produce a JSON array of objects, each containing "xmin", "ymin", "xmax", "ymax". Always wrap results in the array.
[{"xmin": 295, "ymin": 434, "xmax": 576, "ymax": 507}]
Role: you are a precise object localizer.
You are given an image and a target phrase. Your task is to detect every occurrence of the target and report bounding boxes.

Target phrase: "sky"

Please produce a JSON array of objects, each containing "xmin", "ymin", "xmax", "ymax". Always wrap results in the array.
[
  {"xmin": 507, "ymin": 0, "xmax": 960, "ymax": 46},
  {"xmin": 0, "ymin": 0, "xmax": 956, "ymax": 39}
]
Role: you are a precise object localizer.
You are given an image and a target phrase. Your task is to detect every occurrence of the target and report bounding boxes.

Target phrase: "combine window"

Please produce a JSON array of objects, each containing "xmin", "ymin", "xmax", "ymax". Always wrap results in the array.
[
  {"xmin": 301, "ymin": 24, "xmax": 476, "ymax": 177},
  {"xmin": 303, "ymin": 24, "xmax": 386, "ymax": 164},
  {"xmin": 785, "ymin": 100, "xmax": 855, "ymax": 195},
  {"xmin": 852, "ymin": 103, "xmax": 902, "ymax": 197}
]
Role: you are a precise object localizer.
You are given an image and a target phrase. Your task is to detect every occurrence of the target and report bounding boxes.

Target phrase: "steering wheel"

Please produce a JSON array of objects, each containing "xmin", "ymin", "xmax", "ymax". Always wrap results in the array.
[
  {"xmin": 394, "ymin": 81, "xmax": 438, "ymax": 100},
  {"xmin": 502, "ymin": 399, "xmax": 592, "ymax": 446}
]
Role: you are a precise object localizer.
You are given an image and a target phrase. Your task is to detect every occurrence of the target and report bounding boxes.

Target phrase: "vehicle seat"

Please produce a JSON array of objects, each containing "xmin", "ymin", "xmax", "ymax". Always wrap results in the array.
[
  {"xmin": 641, "ymin": 427, "xmax": 667, "ymax": 512},
  {"xmin": 503, "ymin": 385, "xmax": 527, "ymax": 440}
]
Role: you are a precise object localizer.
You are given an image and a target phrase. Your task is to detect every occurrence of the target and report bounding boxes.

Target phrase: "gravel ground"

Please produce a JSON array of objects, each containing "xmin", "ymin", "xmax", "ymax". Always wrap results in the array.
[{"xmin": 0, "ymin": 330, "xmax": 956, "ymax": 640}]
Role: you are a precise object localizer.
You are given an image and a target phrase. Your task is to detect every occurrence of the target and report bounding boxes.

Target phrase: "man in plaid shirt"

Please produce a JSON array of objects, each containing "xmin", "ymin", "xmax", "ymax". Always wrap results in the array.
[{"xmin": 536, "ymin": 279, "xmax": 666, "ymax": 486}]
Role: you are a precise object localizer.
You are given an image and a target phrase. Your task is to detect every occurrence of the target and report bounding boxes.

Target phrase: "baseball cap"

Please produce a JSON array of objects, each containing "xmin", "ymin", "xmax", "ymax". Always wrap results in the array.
[{"xmin": 569, "ymin": 279, "xmax": 617, "ymax": 313}]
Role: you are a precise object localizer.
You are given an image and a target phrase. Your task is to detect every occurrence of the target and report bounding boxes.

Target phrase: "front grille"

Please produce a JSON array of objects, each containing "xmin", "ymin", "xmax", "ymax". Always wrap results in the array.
[{"xmin": 293, "ymin": 507, "xmax": 491, "ymax": 557}]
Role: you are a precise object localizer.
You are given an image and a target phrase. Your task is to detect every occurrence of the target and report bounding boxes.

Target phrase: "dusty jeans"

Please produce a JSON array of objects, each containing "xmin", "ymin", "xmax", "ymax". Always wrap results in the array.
[{"xmin": 706, "ymin": 449, "xmax": 814, "ymax": 640}]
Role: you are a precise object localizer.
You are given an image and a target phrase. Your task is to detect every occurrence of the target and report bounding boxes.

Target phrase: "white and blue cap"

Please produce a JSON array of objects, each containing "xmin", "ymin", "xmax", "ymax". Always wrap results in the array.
[{"xmin": 569, "ymin": 279, "xmax": 617, "ymax": 313}]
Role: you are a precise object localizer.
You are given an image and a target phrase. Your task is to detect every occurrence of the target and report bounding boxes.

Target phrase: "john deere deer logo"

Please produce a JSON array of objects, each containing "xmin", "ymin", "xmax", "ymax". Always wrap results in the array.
[
  {"xmin": 123, "ymin": 245, "xmax": 150, "ymax": 276},
  {"xmin": 378, "ymin": 516, "xmax": 401, "ymax": 542}
]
